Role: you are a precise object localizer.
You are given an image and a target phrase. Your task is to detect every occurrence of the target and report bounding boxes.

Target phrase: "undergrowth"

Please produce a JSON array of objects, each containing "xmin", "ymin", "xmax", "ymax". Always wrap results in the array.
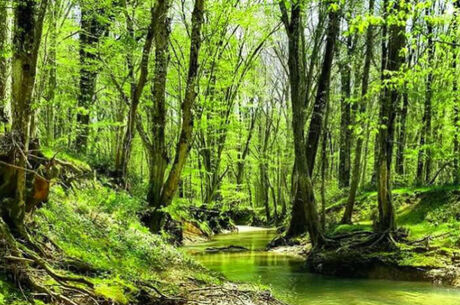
[{"xmin": 23, "ymin": 180, "xmax": 218, "ymax": 303}]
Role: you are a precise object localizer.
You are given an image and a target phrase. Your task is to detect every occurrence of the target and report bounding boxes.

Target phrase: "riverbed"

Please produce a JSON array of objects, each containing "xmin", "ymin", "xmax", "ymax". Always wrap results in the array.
[{"xmin": 184, "ymin": 227, "xmax": 460, "ymax": 305}]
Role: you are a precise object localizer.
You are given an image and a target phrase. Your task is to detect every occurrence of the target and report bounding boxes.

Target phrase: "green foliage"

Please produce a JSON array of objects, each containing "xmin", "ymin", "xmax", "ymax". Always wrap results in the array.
[
  {"xmin": 0, "ymin": 277, "xmax": 29, "ymax": 305},
  {"xmin": 33, "ymin": 181, "xmax": 213, "ymax": 302}
]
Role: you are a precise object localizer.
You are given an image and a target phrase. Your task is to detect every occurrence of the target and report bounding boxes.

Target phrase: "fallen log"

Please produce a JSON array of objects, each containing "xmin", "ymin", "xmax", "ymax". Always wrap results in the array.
[{"xmin": 205, "ymin": 245, "xmax": 249, "ymax": 253}]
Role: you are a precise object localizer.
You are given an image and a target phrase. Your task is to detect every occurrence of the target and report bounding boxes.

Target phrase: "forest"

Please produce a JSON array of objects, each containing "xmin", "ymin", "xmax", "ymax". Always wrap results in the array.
[{"xmin": 0, "ymin": 0, "xmax": 459, "ymax": 304}]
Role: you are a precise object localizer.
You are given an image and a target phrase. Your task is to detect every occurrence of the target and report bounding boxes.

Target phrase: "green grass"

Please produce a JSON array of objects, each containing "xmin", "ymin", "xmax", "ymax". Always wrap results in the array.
[
  {"xmin": 329, "ymin": 185, "xmax": 460, "ymax": 249},
  {"xmin": 33, "ymin": 181, "xmax": 218, "ymax": 302}
]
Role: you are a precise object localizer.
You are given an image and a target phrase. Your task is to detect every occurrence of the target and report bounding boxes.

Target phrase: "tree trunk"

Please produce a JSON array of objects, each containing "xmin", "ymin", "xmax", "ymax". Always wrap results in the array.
[
  {"xmin": 320, "ymin": 95, "xmax": 331, "ymax": 230},
  {"xmin": 416, "ymin": 9, "xmax": 434, "ymax": 185},
  {"xmin": 338, "ymin": 35, "xmax": 352, "ymax": 188},
  {"xmin": 117, "ymin": 2, "xmax": 163, "ymax": 185},
  {"xmin": 146, "ymin": 0, "xmax": 171, "ymax": 201},
  {"xmin": 395, "ymin": 90, "xmax": 409, "ymax": 175},
  {"xmin": 281, "ymin": 1, "xmax": 339, "ymax": 245},
  {"xmin": 10, "ymin": 0, "xmax": 47, "ymax": 235},
  {"xmin": 45, "ymin": 0, "xmax": 57, "ymax": 145},
  {"xmin": 0, "ymin": 3, "xmax": 8, "ymax": 126},
  {"xmin": 454, "ymin": 1, "xmax": 460, "ymax": 184},
  {"xmin": 283, "ymin": 1, "xmax": 339, "ymax": 241},
  {"xmin": 304, "ymin": 7, "xmax": 340, "ymax": 175},
  {"xmin": 145, "ymin": 0, "xmax": 205, "ymax": 233},
  {"xmin": 341, "ymin": 0, "xmax": 374, "ymax": 225},
  {"xmin": 75, "ymin": 5, "xmax": 105, "ymax": 152},
  {"xmin": 376, "ymin": 0, "xmax": 405, "ymax": 232}
]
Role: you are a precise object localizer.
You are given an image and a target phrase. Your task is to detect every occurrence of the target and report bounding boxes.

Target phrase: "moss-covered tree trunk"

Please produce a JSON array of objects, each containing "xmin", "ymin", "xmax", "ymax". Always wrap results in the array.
[
  {"xmin": 75, "ymin": 3, "xmax": 106, "ymax": 152},
  {"xmin": 454, "ymin": 0, "xmax": 460, "ymax": 184},
  {"xmin": 282, "ymin": 1, "xmax": 339, "ymax": 245},
  {"xmin": 10, "ymin": 0, "xmax": 47, "ymax": 234},
  {"xmin": 146, "ymin": 0, "xmax": 171, "ymax": 210},
  {"xmin": 416, "ymin": 8, "xmax": 434, "ymax": 185},
  {"xmin": 376, "ymin": 0, "xmax": 405, "ymax": 232},
  {"xmin": 0, "ymin": 3, "xmax": 8, "ymax": 125},
  {"xmin": 341, "ymin": 0, "xmax": 374, "ymax": 225},
  {"xmin": 338, "ymin": 35, "xmax": 352, "ymax": 188},
  {"xmin": 145, "ymin": 0, "xmax": 205, "ymax": 233}
]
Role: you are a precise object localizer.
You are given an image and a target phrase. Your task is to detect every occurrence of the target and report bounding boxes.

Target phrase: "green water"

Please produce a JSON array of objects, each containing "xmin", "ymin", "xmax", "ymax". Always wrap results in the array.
[{"xmin": 185, "ymin": 227, "xmax": 460, "ymax": 305}]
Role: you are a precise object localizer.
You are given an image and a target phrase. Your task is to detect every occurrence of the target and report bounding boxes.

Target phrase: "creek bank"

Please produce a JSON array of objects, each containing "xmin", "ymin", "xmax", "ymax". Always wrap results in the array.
[
  {"xmin": 267, "ymin": 186, "xmax": 460, "ymax": 287},
  {"xmin": 307, "ymin": 247, "xmax": 460, "ymax": 287},
  {"xmin": 180, "ymin": 283, "xmax": 287, "ymax": 305}
]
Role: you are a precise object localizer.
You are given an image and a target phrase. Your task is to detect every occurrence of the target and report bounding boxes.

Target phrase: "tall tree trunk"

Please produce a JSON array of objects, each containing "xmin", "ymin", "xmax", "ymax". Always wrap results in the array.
[
  {"xmin": 283, "ymin": 1, "xmax": 340, "ymax": 241},
  {"xmin": 320, "ymin": 96, "xmax": 330, "ymax": 230},
  {"xmin": 145, "ymin": 0, "xmax": 205, "ymax": 233},
  {"xmin": 236, "ymin": 106, "xmax": 257, "ymax": 190},
  {"xmin": 395, "ymin": 90, "xmax": 409, "ymax": 175},
  {"xmin": 376, "ymin": 0, "xmax": 405, "ymax": 232},
  {"xmin": 0, "ymin": 3, "xmax": 8, "ymax": 126},
  {"xmin": 341, "ymin": 0, "xmax": 374, "ymax": 225},
  {"xmin": 146, "ymin": 0, "xmax": 171, "ymax": 202},
  {"xmin": 304, "ymin": 7, "xmax": 340, "ymax": 176},
  {"xmin": 45, "ymin": 0, "xmax": 57, "ymax": 144},
  {"xmin": 10, "ymin": 0, "xmax": 48, "ymax": 234},
  {"xmin": 339, "ymin": 35, "xmax": 352, "ymax": 188},
  {"xmin": 416, "ymin": 8, "xmax": 434, "ymax": 184},
  {"xmin": 117, "ymin": 1, "xmax": 162, "ymax": 185},
  {"xmin": 454, "ymin": 0, "xmax": 460, "ymax": 184},
  {"xmin": 281, "ymin": 1, "xmax": 339, "ymax": 245},
  {"xmin": 75, "ymin": 4, "xmax": 105, "ymax": 152}
]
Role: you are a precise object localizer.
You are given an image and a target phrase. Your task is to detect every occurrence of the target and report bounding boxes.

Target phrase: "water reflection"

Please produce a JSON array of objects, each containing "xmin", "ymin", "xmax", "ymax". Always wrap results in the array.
[{"xmin": 184, "ymin": 229, "xmax": 460, "ymax": 305}]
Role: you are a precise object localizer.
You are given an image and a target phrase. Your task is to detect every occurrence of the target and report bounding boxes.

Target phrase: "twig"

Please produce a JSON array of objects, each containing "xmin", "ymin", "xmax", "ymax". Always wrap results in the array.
[{"xmin": 0, "ymin": 160, "xmax": 49, "ymax": 182}]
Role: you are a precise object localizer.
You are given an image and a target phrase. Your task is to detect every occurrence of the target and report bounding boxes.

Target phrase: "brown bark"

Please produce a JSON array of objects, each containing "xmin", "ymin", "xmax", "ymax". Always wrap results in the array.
[{"xmin": 283, "ymin": 1, "xmax": 340, "ymax": 242}]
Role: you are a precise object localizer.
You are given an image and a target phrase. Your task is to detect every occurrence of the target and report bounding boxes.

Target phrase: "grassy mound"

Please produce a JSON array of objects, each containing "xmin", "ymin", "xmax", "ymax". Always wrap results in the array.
[
  {"xmin": 309, "ymin": 186, "xmax": 460, "ymax": 285},
  {"xmin": 0, "ymin": 172, "xmax": 220, "ymax": 304},
  {"xmin": 329, "ymin": 185, "xmax": 460, "ymax": 247}
]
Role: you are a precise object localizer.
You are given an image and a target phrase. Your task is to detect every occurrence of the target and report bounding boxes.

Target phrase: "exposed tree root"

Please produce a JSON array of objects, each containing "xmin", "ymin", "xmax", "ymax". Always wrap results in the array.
[{"xmin": 0, "ymin": 219, "xmax": 97, "ymax": 305}]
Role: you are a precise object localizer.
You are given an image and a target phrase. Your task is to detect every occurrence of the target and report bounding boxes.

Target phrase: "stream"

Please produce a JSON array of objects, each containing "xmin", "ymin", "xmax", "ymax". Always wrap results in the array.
[{"xmin": 184, "ymin": 226, "xmax": 460, "ymax": 305}]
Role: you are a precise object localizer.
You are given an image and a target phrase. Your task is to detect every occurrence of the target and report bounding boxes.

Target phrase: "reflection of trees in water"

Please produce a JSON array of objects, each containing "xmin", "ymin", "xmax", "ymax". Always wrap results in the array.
[{"xmin": 187, "ymin": 231, "xmax": 460, "ymax": 305}]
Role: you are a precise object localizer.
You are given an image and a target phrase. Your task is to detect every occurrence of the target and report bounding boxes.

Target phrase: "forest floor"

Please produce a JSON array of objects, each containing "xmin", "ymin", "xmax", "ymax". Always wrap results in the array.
[
  {"xmin": 273, "ymin": 185, "xmax": 460, "ymax": 286},
  {"xmin": 0, "ymin": 153, "xmax": 284, "ymax": 305}
]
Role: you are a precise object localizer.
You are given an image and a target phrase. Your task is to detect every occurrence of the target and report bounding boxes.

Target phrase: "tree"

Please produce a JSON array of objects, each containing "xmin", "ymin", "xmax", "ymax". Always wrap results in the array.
[
  {"xmin": 341, "ymin": 0, "xmax": 374, "ymax": 225},
  {"xmin": 112, "ymin": 0, "xmax": 165, "ymax": 185},
  {"xmin": 280, "ymin": 0, "xmax": 339, "ymax": 246},
  {"xmin": 282, "ymin": 0, "xmax": 340, "ymax": 243},
  {"xmin": 4, "ymin": 0, "xmax": 46, "ymax": 238},
  {"xmin": 75, "ymin": 0, "xmax": 108, "ymax": 152},
  {"xmin": 338, "ymin": 34, "xmax": 352, "ymax": 188},
  {"xmin": 416, "ymin": 6, "xmax": 434, "ymax": 185},
  {"xmin": 0, "ymin": 2, "xmax": 8, "ymax": 126},
  {"xmin": 375, "ymin": 0, "xmax": 406, "ymax": 233},
  {"xmin": 452, "ymin": 0, "xmax": 459, "ymax": 184},
  {"xmin": 141, "ymin": 0, "xmax": 205, "ymax": 233}
]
